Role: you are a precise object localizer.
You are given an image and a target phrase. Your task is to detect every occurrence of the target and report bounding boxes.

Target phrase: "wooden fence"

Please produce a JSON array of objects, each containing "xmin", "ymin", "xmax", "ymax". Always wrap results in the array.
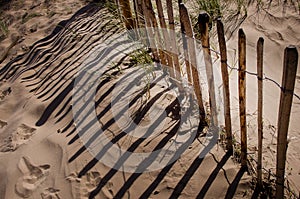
[{"xmin": 117, "ymin": 0, "xmax": 299, "ymax": 198}]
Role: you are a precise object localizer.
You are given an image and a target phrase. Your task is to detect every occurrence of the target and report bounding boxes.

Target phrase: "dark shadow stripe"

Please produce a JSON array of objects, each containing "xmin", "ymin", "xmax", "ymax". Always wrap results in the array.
[
  {"xmin": 56, "ymin": 105, "xmax": 72, "ymax": 124},
  {"xmin": 197, "ymin": 152, "xmax": 231, "ymax": 198},
  {"xmin": 224, "ymin": 167, "xmax": 246, "ymax": 199},
  {"xmin": 61, "ymin": 120, "xmax": 74, "ymax": 133},
  {"xmin": 36, "ymin": 79, "xmax": 74, "ymax": 126},
  {"xmin": 0, "ymin": 3, "xmax": 104, "ymax": 80},
  {"xmin": 55, "ymin": 97, "xmax": 72, "ymax": 117},
  {"xmin": 25, "ymin": 18, "xmax": 115, "ymax": 92}
]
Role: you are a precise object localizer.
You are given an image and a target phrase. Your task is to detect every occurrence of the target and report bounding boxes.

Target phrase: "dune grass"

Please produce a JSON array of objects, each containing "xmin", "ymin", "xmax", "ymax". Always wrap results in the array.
[
  {"xmin": 21, "ymin": 12, "xmax": 43, "ymax": 24},
  {"xmin": 194, "ymin": 0, "xmax": 222, "ymax": 22},
  {"xmin": 191, "ymin": 0, "xmax": 299, "ymax": 39},
  {"xmin": 0, "ymin": 19, "xmax": 9, "ymax": 41},
  {"xmin": 129, "ymin": 48, "xmax": 155, "ymax": 99}
]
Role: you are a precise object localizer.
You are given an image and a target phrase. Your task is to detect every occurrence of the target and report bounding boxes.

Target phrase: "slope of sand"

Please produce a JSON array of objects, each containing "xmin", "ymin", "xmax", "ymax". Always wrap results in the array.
[
  {"xmin": 0, "ymin": 0, "xmax": 86, "ymax": 65},
  {"xmin": 0, "ymin": 80, "xmax": 73, "ymax": 198},
  {"xmin": 224, "ymin": 2, "xmax": 300, "ymax": 193},
  {"xmin": 0, "ymin": 1, "xmax": 255, "ymax": 198},
  {"xmin": 0, "ymin": 0, "xmax": 299, "ymax": 199}
]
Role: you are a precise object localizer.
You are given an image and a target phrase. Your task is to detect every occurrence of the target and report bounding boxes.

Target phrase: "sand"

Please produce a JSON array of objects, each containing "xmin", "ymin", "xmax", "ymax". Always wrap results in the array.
[
  {"xmin": 0, "ymin": 0, "xmax": 299, "ymax": 198},
  {"xmin": 224, "ymin": 2, "xmax": 300, "ymax": 193}
]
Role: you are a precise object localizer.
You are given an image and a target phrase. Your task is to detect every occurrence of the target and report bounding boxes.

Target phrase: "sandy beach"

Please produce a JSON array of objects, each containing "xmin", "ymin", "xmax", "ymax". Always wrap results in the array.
[{"xmin": 0, "ymin": 0, "xmax": 299, "ymax": 198}]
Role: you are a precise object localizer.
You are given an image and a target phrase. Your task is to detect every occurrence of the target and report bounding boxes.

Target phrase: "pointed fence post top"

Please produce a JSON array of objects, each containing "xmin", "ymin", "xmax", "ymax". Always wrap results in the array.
[
  {"xmin": 238, "ymin": 28, "xmax": 246, "ymax": 39},
  {"xmin": 275, "ymin": 45, "xmax": 298, "ymax": 199},
  {"xmin": 198, "ymin": 11, "xmax": 210, "ymax": 23},
  {"xmin": 284, "ymin": 45, "xmax": 298, "ymax": 63},
  {"xmin": 216, "ymin": 17, "xmax": 223, "ymax": 28},
  {"xmin": 258, "ymin": 37, "xmax": 264, "ymax": 43},
  {"xmin": 197, "ymin": 11, "xmax": 210, "ymax": 35}
]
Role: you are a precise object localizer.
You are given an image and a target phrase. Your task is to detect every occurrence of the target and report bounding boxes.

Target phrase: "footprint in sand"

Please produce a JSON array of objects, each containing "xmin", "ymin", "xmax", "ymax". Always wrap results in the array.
[
  {"xmin": 0, "ymin": 120, "xmax": 7, "ymax": 129},
  {"xmin": 0, "ymin": 123, "xmax": 36, "ymax": 152},
  {"xmin": 15, "ymin": 156, "xmax": 50, "ymax": 198},
  {"xmin": 41, "ymin": 188, "xmax": 60, "ymax": 199},
  {"xmin": 0, "ymin": 87, "xmax": 11, "ymax": 101},
  {"xmin": 67, "ymin": 171, "xmax": 114, "ymax": 198}
]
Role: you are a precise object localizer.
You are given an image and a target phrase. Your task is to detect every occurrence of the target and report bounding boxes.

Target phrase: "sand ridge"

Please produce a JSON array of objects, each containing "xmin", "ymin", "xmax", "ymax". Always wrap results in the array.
[{"xmin": 0, "ymin": 0, "xmax": 299, "ymax": 198}]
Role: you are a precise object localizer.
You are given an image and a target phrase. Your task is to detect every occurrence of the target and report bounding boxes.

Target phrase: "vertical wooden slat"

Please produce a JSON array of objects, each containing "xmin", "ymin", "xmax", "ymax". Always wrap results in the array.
[
  {"xmin": 179, "ymin": 3, "xmax": 206, "ymax": 121},
  {"xmin": 238, "ymin": 28, "xmax": 247, "ymax": 168},
  {"xmin": 257, "ymin": 37, "xmax": 264, "ymax": 188},
  {"xmin": 181, "ymin": 28, "xmax": 192, "ymax": 83},
  {"xmin": 141, "ymin": 0, "xmax": 159, "ymax": 62},
  {"xmin": 166, "ymin": 0, "xmax": 181, "ymax": 79},
  {"xmin": 144, "ymin": 0, "xmax": 167, "ymax": 66},
  {"xmin": 275, "ymin": 46, "xmax": 298, "ymax": 199},
  {"xmin": 179, "ymin": 8, "xmax": 192, "ymax": 83},
  {"xmin": 198, "ymin": 12, "xmax": 218, "ymax": 127},
  {"xmin": 155, "ymin": 0, "xmax": 174, "ymax": 77},
  {"xmin": 216, "ymin": 19, "xmax": 233, "ymax": 153},
  {"xmin": 138, "ymin": 0, "xmax": 151, "ymax": 48},
  {"xmin": 133, "ymin": 0, "xmax": 139, "ymax": 29},
  {"xmin": 119, "ymin": 0, "xmax": 135, "ymax": 30},
  {"xmin": 134, "ymin": 0, "xmax": 144, "ymax": 28}
]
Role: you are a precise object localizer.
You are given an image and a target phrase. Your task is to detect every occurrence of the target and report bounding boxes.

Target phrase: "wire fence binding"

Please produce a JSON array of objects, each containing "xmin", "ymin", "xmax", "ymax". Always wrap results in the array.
[{"xmin": 209, "ymin": 48, "xmax": 300, "ymax": 101}]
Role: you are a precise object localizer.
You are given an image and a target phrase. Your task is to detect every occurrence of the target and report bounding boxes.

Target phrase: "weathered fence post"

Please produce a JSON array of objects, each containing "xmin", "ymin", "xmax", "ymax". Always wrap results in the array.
[
  {"xmin": 133, "ymin": 0, "xmax": 144, "ymax": 29},
  {"xmin": 141, "ymin": 0, "xmax": 159, "ymax": 62},
  {"xmin": 144, "ymin": 0, "xmax": 167, "ymax": 66},
  {"xmin": 238, "ymin": 28, "xmax": 247, "ymax": 168},
  {"xmin": 155, "ymin": 0, "xmax": 174, "ymax": 77},
  {"xmin": 198, "ymin": 12, "xmax": 218, "ymax": 127},
  {"xmin": 166, "ymin": 0, "xmax": 181, "ymax": 79},
  {"xmin": 132, "ymin": 0, "xmax": 138, "ymax": 29},
  {"xmin": 178, "ymin": 4, "xmax": 192, "ymax": 83},
  {"xmin": 275, "ymin": 46, "xmax": 298, "ymax": 199},
  {"xmin": 216, "ymin": 19, "xmax": 233, "ymax": 153},
  {"xmin": 179, "ymin": 3, "xmax": 206, "ymax": 121},
  {"xmin": 118, "ymin": 0, "xmax": 135, "ymax": 30},
  {"xmin": 257, "ymin": 37, "xmax": 264, "ymax": 188}
]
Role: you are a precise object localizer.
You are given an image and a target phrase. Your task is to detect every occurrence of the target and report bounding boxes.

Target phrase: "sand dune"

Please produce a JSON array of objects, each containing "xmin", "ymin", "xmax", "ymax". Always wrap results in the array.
[
  {"xmin": 223, "ymin": 2, "xmax": 300, "ymax": 192},
  {"xmin": 0, "ymin": 0, "xmax": 299, "ymax": 198}
]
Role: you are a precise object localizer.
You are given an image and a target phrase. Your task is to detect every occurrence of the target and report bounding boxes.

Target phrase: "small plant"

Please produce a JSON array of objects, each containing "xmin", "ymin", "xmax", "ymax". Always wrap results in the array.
[
  {"xmin": 14, "ymin": 0, "xmax": 25, "ymax": 10},
  {"xmin": 104, "ymin": 0, "xmax": 119, "ymax": 13},
  {"xmin": 219, "ymin": 126, "xmax": 226, "ymax": 142},
  {"xmin": 192, "ymin": 0, "xmax": 248, "ymax": 39},
  {"xmin": 47, "ymin": 11, "xmax": 56, "ymax": 18},
  {"xmin": 56, "ymin": 24, "xmax": 82, "ymax": 40},
  {"xmin": 93, "ymin": 0, "xmax": 121, "ymax": 21},
  {"xmin": 129, "ymin": 48, "xmax": 153, "ymax": 66},
  {"xmin": 195, "ymin": 0, "xmax": 222, "ymax": 22},
  {"xmin": 129, "ymin": 48, "xmax": 155, "ymax": 99},
  {"xmin": 0, "ymin": 19, "xmax": 9, "ymax": 41},
  {"xmin": 21, "ymin": 12, "xmax": 43, "ymax": 24},
  {"xmin": 233, "ymin": 143, "xmax": 241, "ymax": 162}
]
